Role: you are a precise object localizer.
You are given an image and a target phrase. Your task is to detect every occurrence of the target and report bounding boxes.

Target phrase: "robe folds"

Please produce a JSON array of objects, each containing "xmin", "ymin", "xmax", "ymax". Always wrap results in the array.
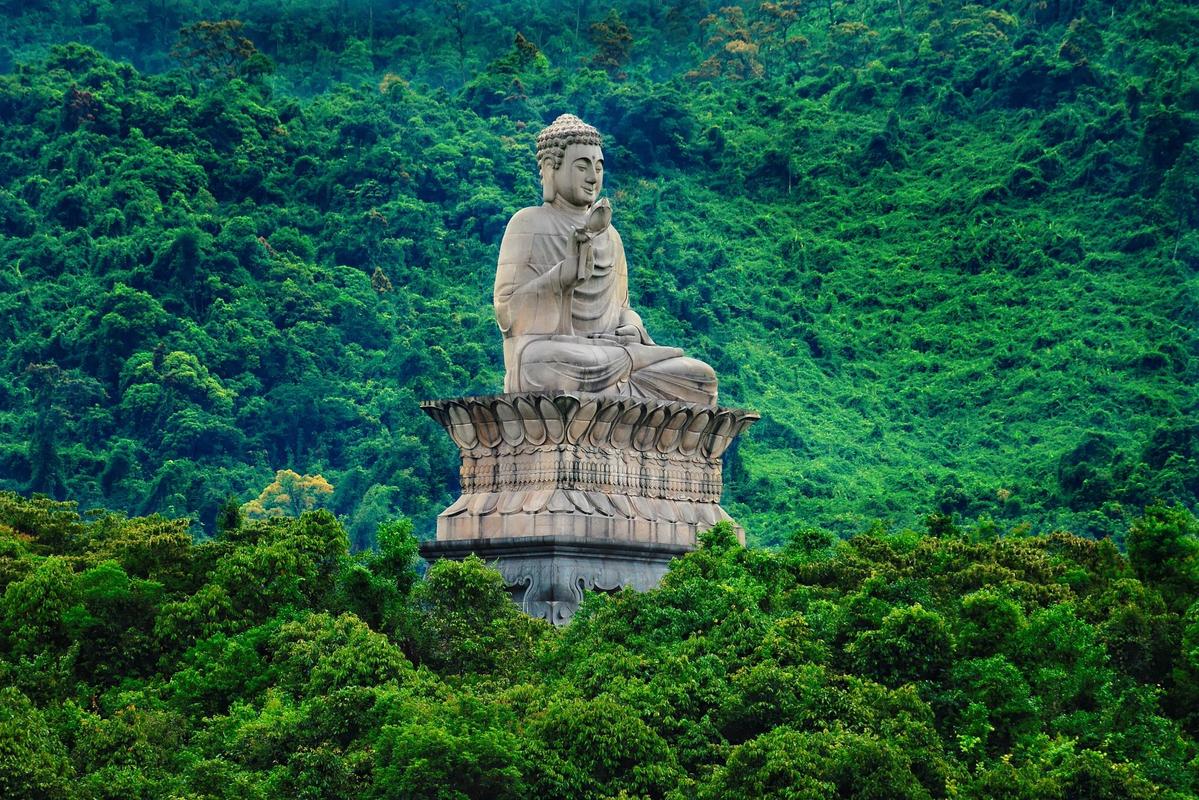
[{"xmin": 494, "ymin": 202, "xmax": 717, "ymax": 405}]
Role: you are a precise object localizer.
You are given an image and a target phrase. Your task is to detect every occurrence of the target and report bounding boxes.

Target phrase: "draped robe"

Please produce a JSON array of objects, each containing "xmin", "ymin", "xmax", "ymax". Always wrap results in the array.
[{"xmin": 494, "ymin": 202, "xmax": 717, "ymax": 405}]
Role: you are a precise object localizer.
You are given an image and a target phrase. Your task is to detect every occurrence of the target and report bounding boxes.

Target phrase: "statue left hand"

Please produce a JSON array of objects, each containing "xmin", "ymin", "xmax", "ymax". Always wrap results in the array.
[
  {"xmin": 614, "ymin": 324, "xmax": 642, "ymax": 343},
  {"xmin": 585, "ymin": 198, "xmax": 612, "ymax": 233}
]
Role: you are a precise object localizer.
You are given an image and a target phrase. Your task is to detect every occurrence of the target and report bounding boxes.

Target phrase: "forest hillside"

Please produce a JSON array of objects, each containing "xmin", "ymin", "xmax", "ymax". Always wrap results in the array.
[
  {"xmin": 0, "ymin": 0, "xmax": 1194, "ymax": 545},
  {"xmin": 2, "ymin": 2, "xmax": 1199, "ymax": 797},
  {"xmin": 3, "ymin": 492, "xmax": 1199, "ymax": 798}
]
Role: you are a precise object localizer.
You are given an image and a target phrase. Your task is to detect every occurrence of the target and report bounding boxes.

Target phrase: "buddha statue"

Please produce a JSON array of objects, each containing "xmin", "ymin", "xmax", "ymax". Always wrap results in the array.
[{"xmin": 494, "ymin": 114, "xmax": 718, "ymax": 406}]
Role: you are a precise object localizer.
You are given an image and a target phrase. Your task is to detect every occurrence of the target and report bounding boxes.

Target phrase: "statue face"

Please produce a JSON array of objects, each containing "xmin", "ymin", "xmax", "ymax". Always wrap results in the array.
[{"xmin": 552, "ymin": 143, "xmax": 604, "ymax": 207}]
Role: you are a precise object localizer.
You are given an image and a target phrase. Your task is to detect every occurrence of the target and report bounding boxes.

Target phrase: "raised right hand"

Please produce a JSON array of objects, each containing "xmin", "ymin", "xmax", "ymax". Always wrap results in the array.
[{"xmin": 571, "ymin": 228, "xmax": 595, "ymax": 283}]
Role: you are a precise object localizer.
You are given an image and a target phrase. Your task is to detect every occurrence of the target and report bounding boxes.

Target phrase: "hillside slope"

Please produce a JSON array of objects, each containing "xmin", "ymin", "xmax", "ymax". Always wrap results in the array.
[
  {"xmin": 0, "ymin": 0, "xmax": 1195, "ymax": 544},
  {"xmin": 2, "ymin": 492, "xmax": 1198, "ymax": 797}
]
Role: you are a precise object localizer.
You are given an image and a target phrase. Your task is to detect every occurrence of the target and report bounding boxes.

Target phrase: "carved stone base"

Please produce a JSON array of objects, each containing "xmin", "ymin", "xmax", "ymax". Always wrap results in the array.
[
  {"xmin": 421, "ymin": 392, "xmax": 758, "ymax": 548},
  {"xmin": 419, "ymin": 392, "xmax": 758, "ymax": 623},
  {"xmin": 420, "ymin": 536, "xmax": 689, "ymax": 625}
]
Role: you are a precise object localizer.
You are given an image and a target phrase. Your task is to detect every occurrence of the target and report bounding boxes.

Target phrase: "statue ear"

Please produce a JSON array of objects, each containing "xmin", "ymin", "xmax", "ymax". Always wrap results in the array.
[{"xmin": 540, "ymin": 160, "xmax": 556, "ymax": 202}]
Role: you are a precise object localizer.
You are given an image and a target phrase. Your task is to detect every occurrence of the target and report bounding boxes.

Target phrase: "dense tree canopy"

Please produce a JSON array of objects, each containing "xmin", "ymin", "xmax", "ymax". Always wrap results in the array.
[
  {"xmin": 1, "ymin": 2, "xmax": 1196, "ymax": 796},
  {"xmin": 2, "ymin": 493, "xmax": 1199, "ymax": 797},
  {"xmin": 0, "ymin": 0, "xmax": 1194, "ymax": 545}
]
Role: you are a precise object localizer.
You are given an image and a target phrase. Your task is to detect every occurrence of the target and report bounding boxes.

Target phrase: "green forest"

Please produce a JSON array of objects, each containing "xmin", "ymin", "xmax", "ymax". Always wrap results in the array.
[
  {"xmin": 0, "ymin": 0, "xmax": 1195, "ymax": 545},
  {"xmin": 4, "ymin": 493, "xmax": 1199, "ymax": 797},
  {"xmin": 1, "ymin": 0, "xmax": 1198, "ymax": 796}
]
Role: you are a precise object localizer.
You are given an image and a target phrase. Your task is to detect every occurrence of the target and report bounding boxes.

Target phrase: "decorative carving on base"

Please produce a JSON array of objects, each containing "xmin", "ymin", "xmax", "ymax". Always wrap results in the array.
[
  {"xmin": 419, "ymin": 392, "xmax": 758, "ymax": 624},
  {"xmin": 421, "ymin": 392, "xmax": 758, "ymax": 548},
  {"xmin": 421, "ymin": 536, "xmax": 690, "ymax": 625}
]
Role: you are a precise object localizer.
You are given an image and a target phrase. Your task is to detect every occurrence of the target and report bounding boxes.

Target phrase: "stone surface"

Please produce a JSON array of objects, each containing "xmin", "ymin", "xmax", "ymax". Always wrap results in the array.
[
  {"xmin": 420, "ymin": 113, "xmax": 757, "ymax": 624},
  {"xmin": 421, "ymin": 536, "xmax": 690, "ymax": 626},
  {"xmin": 421, "ymin": 392, "xmax": 758, "ymax": 548},
  {"xmin": 494, "ymin": 114, "xmax": 717, "ymax": 405}
]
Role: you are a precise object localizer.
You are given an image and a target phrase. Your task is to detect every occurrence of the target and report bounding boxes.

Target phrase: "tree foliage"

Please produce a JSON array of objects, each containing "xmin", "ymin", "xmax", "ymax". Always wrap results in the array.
[
  {"xmin": 0, "ymin": 0, "xmax": 1192, "ymax": 547},
  {"xmin": 1, "ymin": 493, "xmax": 1197, "ymax": 797},
  {"xmin": 0, "ymin": 2, "xmax": 1196, "ymax": 788},
  {"xmin": 241, "ymin": 469, "xmax": 334, "ymax": 520}
]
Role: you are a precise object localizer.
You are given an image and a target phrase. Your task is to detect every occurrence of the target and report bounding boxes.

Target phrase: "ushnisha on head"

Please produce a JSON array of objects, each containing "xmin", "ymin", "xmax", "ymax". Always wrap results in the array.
[
  {"xmin": 536, "ymin": 114, "xmax": 602, "ymax": 170},
  {"xmin": 536, "ymin": 114, "xmax": 605, "ymax": 206}
]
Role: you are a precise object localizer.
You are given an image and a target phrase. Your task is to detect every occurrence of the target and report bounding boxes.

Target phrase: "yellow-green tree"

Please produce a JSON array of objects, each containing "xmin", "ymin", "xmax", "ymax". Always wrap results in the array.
[
  {"xmin": 241, "ymin": 470, "xmax": 333, "ymax": 520},
  {"xmin": 689, "ymin": 6, "xmax": 766, "ymax": 80},
  {"xmin": 589, "ymin": 9, "xmax": 634, "ymax": 79}
]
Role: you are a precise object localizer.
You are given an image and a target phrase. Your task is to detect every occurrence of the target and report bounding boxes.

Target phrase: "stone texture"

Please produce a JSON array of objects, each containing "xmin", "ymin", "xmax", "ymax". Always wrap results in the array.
[
  {"xmin": 419, "ymin": 114, "xmax": 757, "ymax": 624},
  {"xmin": 494, "ymin": 114, "xmax": 717, "ymax": 405},
  {"xmin": 421, "ymin": 392, "xmax": 758, "ymax": 548},
  {"xmin": 421, "ymin": 536, "xmax": 690, "ymax": 626}
]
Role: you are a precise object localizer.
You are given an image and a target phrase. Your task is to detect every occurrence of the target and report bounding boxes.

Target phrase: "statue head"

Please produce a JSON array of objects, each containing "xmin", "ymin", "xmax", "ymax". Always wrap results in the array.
[{"xmin": 536, "ymin": 114, "xmax": 604, "ymax": 205}]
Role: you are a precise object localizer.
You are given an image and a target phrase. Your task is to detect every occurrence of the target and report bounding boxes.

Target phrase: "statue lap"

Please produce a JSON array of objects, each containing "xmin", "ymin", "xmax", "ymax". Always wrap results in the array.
[{"xmin": 517, "ymin": 335, "xmax": 715, "ymax": 405}]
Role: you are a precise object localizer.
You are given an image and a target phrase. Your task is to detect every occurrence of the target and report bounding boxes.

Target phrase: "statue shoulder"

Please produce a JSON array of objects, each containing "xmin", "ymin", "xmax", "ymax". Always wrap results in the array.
[{"xmin": 503, "ymin": 204, "xmax": 557, "ymax": 236}]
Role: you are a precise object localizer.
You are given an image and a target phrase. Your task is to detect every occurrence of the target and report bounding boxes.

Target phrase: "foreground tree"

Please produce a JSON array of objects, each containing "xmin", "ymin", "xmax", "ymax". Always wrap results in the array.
[{"xmin": 241, "ymin": 470, "xmax": 334, "ymax": 520}]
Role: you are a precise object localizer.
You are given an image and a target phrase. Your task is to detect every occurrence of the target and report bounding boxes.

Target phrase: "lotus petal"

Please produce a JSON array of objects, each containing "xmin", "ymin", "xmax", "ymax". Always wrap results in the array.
[
  {"xmin": 588, "ymin": 400, "xmax": 623, "ymax": 447},
  {"xmin": 522, "ymin": 489, "xmax": 553, "ymax": 513},
  {"xmin": 566, "ymin": 398, "xmax": 598, "ymax": 443},
  {"xmin": 629, "ymin": 495, "xmax": 658, "ymax": 521},
  {"xmin": 498, "ymin": 490, "xmax": 525, "ymax": 514},
  {"xmin": 657, "ymin": 409, "xmax": 689, "ymax": 452},
  {"xmin": 633, "ymin": 405, "xmax": 668, "ymax": 451},
  {"xmin": 565, "ymin": 489, "xmax": 594, "ymax": 513},
  {"xmin": 538, "ymin": 396, "xmax": 565, "ymax": 442},
  {"xmin": 679, "ymin": 408, "xmax": 713, "ymax": 456},
  {"xmin": 607, "ymin": 493, "xmax": 633, "ymax": 517},
  {"xmin": 585, "ymin": 491, "xmax": 615, "ymax": 516},
  {"xmin": 469, "ymin": 492, "xmax": 500, "ymax": 515},
  {"xmin": 468, "ymin": 401, "xmax": 502, "ymax": 448},
  {"xmin": 611, "ymin": 404, "xmax": 645, "ymax": 448},
  {"xmin": 441, "ymin": 495, "xmax": 470, "ymax": 517}
]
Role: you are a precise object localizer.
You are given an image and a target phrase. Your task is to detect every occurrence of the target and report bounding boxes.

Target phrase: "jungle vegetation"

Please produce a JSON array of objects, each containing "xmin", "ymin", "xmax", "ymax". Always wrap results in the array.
[
  {"xmin": 3, "ymin": 492, "xmax": 1199, "ymax": 798},
  {"xmin": 0, "ymin": 0, "xmax": 1195, "ymax": 545},
  {"xmin": 1, "ymin": 1, "xmax": 1198, "ymax": 796}
]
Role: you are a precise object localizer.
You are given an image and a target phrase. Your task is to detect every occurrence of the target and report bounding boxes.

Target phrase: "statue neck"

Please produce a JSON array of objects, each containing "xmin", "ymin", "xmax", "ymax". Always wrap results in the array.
[{"xmin": 549, "ymin": 196, "xmax": 589, "ymax": 221}]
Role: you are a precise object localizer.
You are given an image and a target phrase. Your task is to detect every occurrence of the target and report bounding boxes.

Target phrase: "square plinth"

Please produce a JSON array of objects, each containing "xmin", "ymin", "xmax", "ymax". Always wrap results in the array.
[{"xmin": 420, "ymin": 536, "xmax": 691, "ymax": 625}]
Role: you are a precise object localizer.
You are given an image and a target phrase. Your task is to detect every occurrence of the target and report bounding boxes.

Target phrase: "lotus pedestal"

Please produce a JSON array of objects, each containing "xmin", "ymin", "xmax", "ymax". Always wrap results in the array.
[{"xmin": 419, "ymin": 392, "xmax": 757, "ymax": 624}]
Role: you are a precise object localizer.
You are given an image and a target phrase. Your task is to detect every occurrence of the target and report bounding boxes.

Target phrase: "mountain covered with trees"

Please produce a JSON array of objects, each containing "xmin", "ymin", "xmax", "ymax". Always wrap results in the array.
[
  {"xmin": 0, "ymin": 0, "xmax": 1195, "ymax": 545},
  {"xmin": 2, "ymin": 1, "xmax": 1199, "ymax": 796},
  {"xmin": 3, "ymin": 492, "xmax": 1199, "ymax": 798}
]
